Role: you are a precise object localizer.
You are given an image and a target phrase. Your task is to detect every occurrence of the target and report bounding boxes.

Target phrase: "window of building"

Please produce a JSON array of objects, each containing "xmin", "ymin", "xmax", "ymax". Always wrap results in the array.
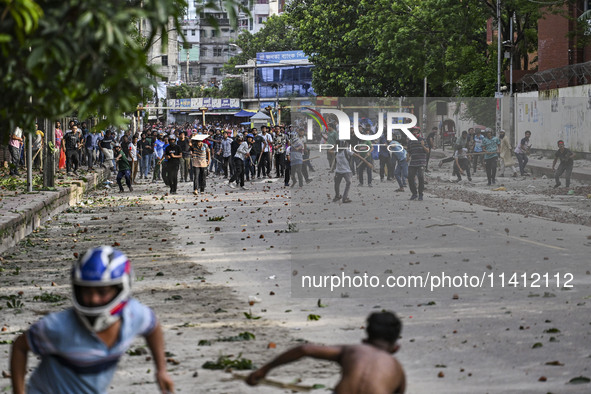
[
  {"xmin": 213, "ymin": 48, "xmax": 223, "ymax": 57},
  {"xmin": 200, "ymin": 29, "xmax": 206, "ymax": 37},
  {"xmin": 182, "ymin": 30, "xmax": 187, "ymax": 37},
  {"xmin": 211, "ymin": 29, "xmax": 218, "ymax": 37},
  {"xmin": 188, "ymin": 67, "xmax": 193, "ymax": 76},
  {"xmin": 213, "ymin": 67, "xmax": 222, "ymax": 76},
  {"xmin": 161, "ymin": 55, "xmax": 168, "ymax": 66},
  {"xmin": 258, "ymin": 16, "xmax": 264, "ymax": 24},
  {"xmin": 200, "ymin": 47, "xmax": 207, "ymax": 57},
  {"xmin": 200, "ymin": 67, "xmax": 207, "ymax": 76},
  {"xmin": 191, "ymin": 29, "xmax": 196, "ymax": 36}
]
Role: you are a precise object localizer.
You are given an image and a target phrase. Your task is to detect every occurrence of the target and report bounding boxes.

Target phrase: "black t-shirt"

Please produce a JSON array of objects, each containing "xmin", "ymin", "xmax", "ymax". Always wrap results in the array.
[
  {"xmin": 64, "ymin": 131, "xmax": 80, "ymax": 151},
  {"xmin": 165, "ymin": 143, "xmax": 182, "ymax": 165},
  {"xmin": 178, "ymin": 139, "xmax": 191, "ymax": 157},
  {"xmin": 84, "ymin": 132, "xmax": 93, "ymax": 148},
  {"xmin": 101, "ymin": 137, "xmax": 113, "ymax": 150},
  {"xmin": 251, "ymin": 135, "xmax": 264, "ymax": 154},
  {"xmin": 555, "ymin": 148, "xmax": 573, "ymax": 165},
  {"xmin": 426, "ymin": 132, "xmax": 437, "ymax": 149},
  {"xmin": 231, "ymin": 139, "xmax": 240, "ymax": 158},
  {"xmin": 143, "ymin": 137, "xmax": 154, "ymax": 154},
  {"xmin": 137, "ymin": 139, "xmax": 145, "ymax": 156}
]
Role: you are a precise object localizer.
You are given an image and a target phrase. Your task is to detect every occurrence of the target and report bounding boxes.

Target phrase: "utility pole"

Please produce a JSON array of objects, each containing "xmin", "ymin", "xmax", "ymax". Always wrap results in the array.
[
  {"xmin": 186, "ymin": 48, "xmax": 190, "ymax": 83},
  {"xmin": 26, "ymin": 124, "xmax": 32, "ymax": 192},
  {"xmin": 43, "ymin": 119, "xmax": 55, "ymax": 188},
  {"xmin": 422, "ymin": 77, "xmax": 427, "ymax": 132},
  {"xmin": 509, "ymin": 12, "xmax": 515, "ymax": 146},
  {"xmin": 255, "ymin": 59, "xmax": 260, "ymax": 110},
  {"xmin": 495, "ymin": 0, "xmax": 502, "ymax": 134},
  {"xmin": 139, "ymin": 0, "xmax": 144, "ymax": 133}
]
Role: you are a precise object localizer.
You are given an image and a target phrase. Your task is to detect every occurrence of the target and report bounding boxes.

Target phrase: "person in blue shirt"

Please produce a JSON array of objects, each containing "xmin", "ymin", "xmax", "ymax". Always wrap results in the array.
[
  {"xmin": 152, "ymin": 134, "xmax": 165, "ymax": 183},
  {"xmin": 10, "ymin": 246, "xmax": 174, "ymax": 394},
  {"xmin": 471, "ymin": 128, "xmax": 484, "ymax": 172},
  {"xmin": 390, "ymin": 140, "xmax": 408, "ymax": 192},
  {"xmin": 482, "ymin": 129, "xmax": 500, "ymax": 186}
]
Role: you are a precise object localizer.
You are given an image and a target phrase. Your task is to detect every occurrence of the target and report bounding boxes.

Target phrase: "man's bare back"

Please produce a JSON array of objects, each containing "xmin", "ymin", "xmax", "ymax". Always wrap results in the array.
[
  {"xmin": 336, "ymin": 344, "xmax": 405, "ymax": 394},
  {"xmin": 246, "ymin": 311, "xmax": 405, "ymax": 393}
]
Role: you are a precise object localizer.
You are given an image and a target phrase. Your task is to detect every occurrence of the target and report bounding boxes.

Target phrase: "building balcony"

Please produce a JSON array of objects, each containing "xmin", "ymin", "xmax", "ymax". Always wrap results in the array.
[
  {"xmin": 200, "ymin": 18, "xmax": 230, "ymax": 27},
  {"xmin": 198, "ymin": 56, "xmax": 227, "ymax": 65},
  {"xmin": 200, "ymin": 36, "xmax": 231, "ymax": 45}
]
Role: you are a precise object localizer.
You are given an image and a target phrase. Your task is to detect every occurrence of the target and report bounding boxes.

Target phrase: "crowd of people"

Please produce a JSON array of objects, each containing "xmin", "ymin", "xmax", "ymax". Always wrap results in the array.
[{"xmin": 6, "ymin": 119, "xmax": 577, "ymax": 199}]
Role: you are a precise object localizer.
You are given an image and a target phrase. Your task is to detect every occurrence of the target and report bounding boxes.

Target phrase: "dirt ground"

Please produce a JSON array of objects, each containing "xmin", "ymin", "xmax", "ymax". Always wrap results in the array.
[
  {"xmin": 0, "ymin": 175, "xmax": 343, "ymax": 394},
  {"xmin": 1, "ymin": 155, "xmax": 590, "ymax": 393}
]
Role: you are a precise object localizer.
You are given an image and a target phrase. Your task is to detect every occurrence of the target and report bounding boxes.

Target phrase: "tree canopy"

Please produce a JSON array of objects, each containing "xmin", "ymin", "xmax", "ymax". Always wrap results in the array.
[
  {"xmin": 286, "ymin": 0, "xmax": 493, "ymax": 97},
  {"xmin": 0, "ymin": 0, "xmax": 247, "ymax": 141},
  {"xmin": 284, "ymin": 0, "xmax": 567, "ymax": 98},
  {"xmin": 224, "ymin": 13, "xmax": 299, "ymax": 74}
]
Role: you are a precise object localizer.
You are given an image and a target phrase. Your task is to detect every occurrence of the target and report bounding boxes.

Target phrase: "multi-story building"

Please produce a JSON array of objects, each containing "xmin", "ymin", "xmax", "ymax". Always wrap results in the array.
[
  {"xmin": 178, "ymin": 18, "xmax": 201, "ymax": 84},
  {"xmin": 242, "ymin": 0, "xmax": 286, "ymax": 34},
  {"xmin": 144, "ymin": 18, "xmax": 180, "ymax": 83},
  {"xmin": 146, "ymin": 1, "xmax": 289, "ymax": 90},
  {"xmin": 176, "ymin": 0, "xmax": 287, "ymax": 86}
]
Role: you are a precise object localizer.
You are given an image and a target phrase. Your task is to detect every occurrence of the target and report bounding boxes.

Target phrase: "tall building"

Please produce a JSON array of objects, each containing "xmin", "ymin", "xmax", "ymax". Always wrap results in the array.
[
  {"xmin": 144, "ymin": 18, "xmax": 180, "ymax": 83},
  {"xmin": 146, "ymin": 1, "xmax": 289, "ymax": 89},
  {"xmin": 176, "ymin": 0, "xmax": 287, "ymax": 86}
]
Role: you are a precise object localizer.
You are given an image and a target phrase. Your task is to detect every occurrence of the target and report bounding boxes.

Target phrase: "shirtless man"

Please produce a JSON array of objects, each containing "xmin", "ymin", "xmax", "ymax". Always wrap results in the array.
[{"xmin": 246, "ymin": 311, "xmax": 405, "ymax": 393}]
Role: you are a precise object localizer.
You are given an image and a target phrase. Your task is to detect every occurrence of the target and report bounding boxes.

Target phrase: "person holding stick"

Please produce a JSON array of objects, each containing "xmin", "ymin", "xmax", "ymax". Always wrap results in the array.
[
  {"xmin": 246, "ymin": 311, "xmax": 405, "ymax": 394},
  {"xmin": 407, "ymin": 127, "xmax": 429, "ymax": 201},
  {"xmin": 552, "ymin": 139, "xmax": 575, "ymax": 188},
  {"xmin": 482, "ymin": 128, "xmax": 500, "ymax": 186},
  {"xmin": 357, "ymin": 128, "xmax": 374, "ymax": 187}
]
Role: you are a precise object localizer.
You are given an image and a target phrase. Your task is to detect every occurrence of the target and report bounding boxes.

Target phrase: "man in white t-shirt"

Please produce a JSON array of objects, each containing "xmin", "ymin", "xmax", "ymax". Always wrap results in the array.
[
  {"xmin": 258, "ymin": 126, "xmax": 274, "ymax": 178},
  {"xmin": 130, "ymin": 136, "xmax": 139, "ymax": 184}
]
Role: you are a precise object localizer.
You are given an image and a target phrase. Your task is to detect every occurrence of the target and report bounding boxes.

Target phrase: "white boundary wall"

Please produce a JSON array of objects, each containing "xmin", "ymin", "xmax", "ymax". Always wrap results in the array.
[{"xmin": 515, "ymin": 85, "xmax": 591, "ymax": 153}]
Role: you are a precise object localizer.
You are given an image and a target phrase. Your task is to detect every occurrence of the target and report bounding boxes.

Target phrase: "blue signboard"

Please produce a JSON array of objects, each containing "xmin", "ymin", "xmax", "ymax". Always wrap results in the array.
[{"xmin": 256, "ymin": 50, "xmax": 308, "ymax": 64}]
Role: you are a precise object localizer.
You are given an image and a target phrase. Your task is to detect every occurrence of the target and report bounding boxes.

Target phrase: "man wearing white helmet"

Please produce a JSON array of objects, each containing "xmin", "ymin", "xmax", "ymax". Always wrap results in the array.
[{"xmin": 10, "ymin": 246, "xmax": 174, "ymax": 393}]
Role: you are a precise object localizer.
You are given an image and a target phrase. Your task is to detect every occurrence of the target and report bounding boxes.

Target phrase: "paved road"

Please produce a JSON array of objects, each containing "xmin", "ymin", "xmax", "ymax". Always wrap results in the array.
[{"xmin": 1, "ymin": 164, "xmax": 589, "ymax": 393}]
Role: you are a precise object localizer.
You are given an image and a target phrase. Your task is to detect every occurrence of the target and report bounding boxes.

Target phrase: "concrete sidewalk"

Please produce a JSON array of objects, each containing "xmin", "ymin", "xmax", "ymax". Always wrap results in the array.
[
  {"xmin": 431, "ymin": 150, "xmax": 591, "ymax": 183},
  {"xmin": 527, "ymin": 157, "xmax": 591, "ymax": 183},
  {"xmin": 0, "ymin": 169, "xmax": 109, "ymax": 254}
]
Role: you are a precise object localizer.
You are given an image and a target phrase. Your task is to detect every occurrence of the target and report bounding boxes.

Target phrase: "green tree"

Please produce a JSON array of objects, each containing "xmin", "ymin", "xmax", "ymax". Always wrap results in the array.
[
  {"xmin": 220, "ymin": 77, "xmax": 243, "ymax": 97},
  {"xmin": 286, "ymin": 0, "xmax": 561, "ymax": 98},
  {"xmin": 224, "ymin": 13, "xmax": 299, "ymax": 74},
  {"xmin": 286, "ymin": 0, "xmax": 491, "ymax": 97},
  {"xmin": 0, "ymin": 0, "xmax": 248, "ymax": 142}
]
